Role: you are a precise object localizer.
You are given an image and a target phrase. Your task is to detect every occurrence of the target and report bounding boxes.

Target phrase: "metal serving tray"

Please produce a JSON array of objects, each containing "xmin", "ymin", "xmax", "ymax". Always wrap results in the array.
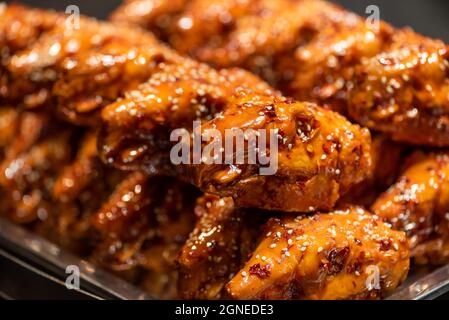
[
  {"xmin": 0, "ymin": 217, "xmax": 151, "ymax": 300},
  {"xmin": 1, "ymin": 217, "xmax": 448, "ymax": 300}
]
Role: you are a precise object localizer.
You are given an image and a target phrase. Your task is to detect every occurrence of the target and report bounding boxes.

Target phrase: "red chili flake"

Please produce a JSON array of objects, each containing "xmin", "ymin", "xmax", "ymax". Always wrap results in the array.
[
  {"xmin": 326, "ymin": 246, "xmax": 350, "ymax": 275},
  {"xmin": 379, "ymin": 238, "xmax": 392, "ymax": 251},
  {"xmin": 249, "ymin": 263, "xmax": 271, "ymax": 279},
  {"xmin": 322, "ymin": 140, "xmax": 335, "ymax": 154},
  {"xmin": 264, "ymin": 104, "xmax": 277, "ymax": 118}
]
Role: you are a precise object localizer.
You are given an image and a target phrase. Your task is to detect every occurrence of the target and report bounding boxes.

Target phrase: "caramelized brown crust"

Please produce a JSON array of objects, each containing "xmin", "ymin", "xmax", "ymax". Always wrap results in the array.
[
  {"xmin": 372, "ymin": 152, "xmax": 449, "ymax": 265},
  {"xmin": 348, "ymin": 30, "xmax": 449, "ymax": 146},
  {"xmin": 0, "ymin": 3, "xmax": 373, "ymax": 212},
  {"xmin": 177, "ymin": 194, "xmax": 264, "ymax": 299},
  {"xmin": 112, "ymin": 0, "xmax": 449, "ymax": 146},
  {"xmin": 0, "ymin": 3, "xmax": 416, "ymax": 300},
  {"xmin": 99, "ymin": 61, "xmax": 274, "ymax": 172},
  {"xmin": 0, "ymin": 106, "xmax": 19, "ymax": 156},
  {"xmin": 0, "ymin": 131, "xmax": 72, "ymax": 224},
  {"xmin": 1, "ymin": 4, "xmax": 181, "ymax": 123},
  {"xmin": 0, "ymin": 4, "xmax": 64, "ymax": 101},
  {"xmin": 89, "ymin": 174, "xmax": 199, "ymax": 298},
  {"xmin": 338, "ymin": 134, "xmax": 405, "ymax": 207},
  {"xmin": 227, "ymin": 207, "xmax": 409, "ymax": 300},
  {"xmin": 100, "ymin": 60, "xmax": 372, "ymax": 212},
  {"xmin": 52, "ymin": 132, "xmax": 100, "ymax": 202}
]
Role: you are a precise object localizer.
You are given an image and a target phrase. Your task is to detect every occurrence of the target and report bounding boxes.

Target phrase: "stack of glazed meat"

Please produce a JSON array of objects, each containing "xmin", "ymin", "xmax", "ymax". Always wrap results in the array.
[{"xmin": 0, "ymin": 0, "xmax": 448, "ymax": 299}]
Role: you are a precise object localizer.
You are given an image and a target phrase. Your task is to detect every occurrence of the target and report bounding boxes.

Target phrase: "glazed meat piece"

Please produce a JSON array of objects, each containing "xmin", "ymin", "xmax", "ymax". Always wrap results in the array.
[
  {"xmin": 34, "ymin": 131, "xmax": 125, "ymax": 253},
  {"xmin": 0, "ymin": 106, "xmax": 19, "ymax": 157},
  {"xmin": 89, "ymin": 173, "xmax": 198, "ymax": 298},
  {"xmin": 110, "ymin": 0, "xmax": 364, "ymax": 97},
  {"xmin": 50, "ymin": 25, "xmax": 180, "ymax": 125},
  {"xmin": 90, "ymin": 172, "xmax": 196, "ymax": 268},
  {"xmin": 187, "ymin": 92, "xmax": 372, "ymax": 212},
  {"xmin": 0, "ymin": 132, "xmax": 72, "ymax": 224},
  {"xmin": 99, "ymin": 61, "xmax": 274, "ymax": 173},
  {"xmin": 111, "ymin": 0, "xmax": 188, "ymax": 40},
  {"xmin": 0, "ymin": 4, "xmax": 62, "ymax": 55},
  {"xmin": 100, "ymin": 61, "xmax": 372, "ymax": 212},
  {"xmin": 338, "ymin": 134, "xmax": 405, "ymax": 207},
  {"xmin": 2, "ymin": 3, "xmax": 181, "ymax": 123},
  {"xmin": 177, "ymin": 194, "xmax": 264, "ymax": 299},
  {"xmin": 0, "ymin": 4, "xmax": 64, "ymax": 102},
  {"xmin": 227, "ymin": 207, "xmax": 409, "ymax": 300},
  {"xmin": 348, "ymin": 29, "xmax": 449, "ymax": 146},
  {"xmin": 0, "ymin": 107, "xmax": 71, "ymax": 222},
  {"xmin": 52, "ymin": 132, "xmax": 102, "ymax": 203},
  {"xmin": 111, "ymin": 0, "xmax": 360, "ymax": 83},
  {"xmin": 112, "ymin": 0, "xmax": 449, "ymax": 146},
  {"xmin": 1, "ymin": 111, "xmax": 49, "ymax": 161},
  {"xmin": 0, "ymin": 109, "xmax": 51, "ymax": 218},
  {"xmin": 90, "ymin": 170, "xmax": 150, "ymax": 237},
  {"xmin": 372, "ymin": 151, "xmax": 449, "ymax": 265}
]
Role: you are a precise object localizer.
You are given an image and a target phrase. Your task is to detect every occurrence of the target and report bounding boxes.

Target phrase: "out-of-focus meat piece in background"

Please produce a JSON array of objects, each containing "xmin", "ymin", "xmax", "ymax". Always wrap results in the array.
[
  {"xmin": 1, "ymin": 111, "xmax": 49, "ymax": 161},
  {"xmin": 89, "ymin": 172, "xmax": 199, "ymax": 298},
  {"xmin": 177, "ymin": 194, "xmax": 265, "ymax": 299},
  {"xmin": 372, "ymin": 151, "xmax": 449, "ymax": 265},
  {"xmin": 0, "ymin": 106, "xmax": 19, "ymax": 157},
  {"xmin": 52, "ymin": 132, "xmax": 101, "ymax": 203},
  {"xmin": 0, "ymin": 4, "xmax": 62, "ymax": 54},
  {"xmin": 0, "ymin": 109, "xmax": 53, "ymax": 220},
  {"xmin": 2, "ymin": 4, "xmax": 181, "ymax": 125},
  {"xmin": 227, "ymin": 207, "xmax": 409, "ymax": 300},
  {"xmin": 33, "ymin": 131, "xmax": 124, "ymax": 254},
  {"xmin": 0, "ymin": 4, "xmax": 63, "ymax": 102},
  {"xmin": 111, "ymin": 0, "xmax": 188, "ymax": 40},
  {"xmin": 0, "ymin": 131, "xmax": 72, "ymax": 224},
  {"xmin": 111, "ymin": 0, "xmax": 449, "ymax": 147},
  {"xmin": 100, "ymin": 60, "xmax": 372, "ymax": 212}
]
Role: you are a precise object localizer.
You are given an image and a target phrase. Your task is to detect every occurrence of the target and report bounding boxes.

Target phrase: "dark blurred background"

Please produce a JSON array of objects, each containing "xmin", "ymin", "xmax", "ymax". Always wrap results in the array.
[{"xmin": 4, "ymin": 0, "xmax": 449, "ymax": 42}]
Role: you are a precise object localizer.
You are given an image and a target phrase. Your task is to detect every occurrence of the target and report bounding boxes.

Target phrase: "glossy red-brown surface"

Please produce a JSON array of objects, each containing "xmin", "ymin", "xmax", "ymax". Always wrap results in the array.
[
  {"xmin": 177, "ymin": 194, "xmax": 264, "ymax": 299},
  {"xmin": 0, "ymin": 4, "xmax": 64, "ymax": 102},
  {"xmin": 0, "ymin": 3, "xmax": 374, "ymax": 212},
  {"xmin": 1, "ymin": 4, "xmax": 181, "ymax": 123},
  {"xmin": 100, "ymin": 59, "xmax": 372, "ymax": 212},
  {"xmin": 338, "ymin": 134, "xmax": 405, "ymax": 207},
  {"xmin": 113, "ymin": 0, "xmax": 449, "ymax": 146},
  {"xmin": 0, "ymin": 3, "xmax": 417, "ymax": 300},
  {"xmin": 372, "ymin": 152, "xmax": 449, "ymax": 265},
  {"xmin": 227, "ymin": 207, "xmax": 409, "ymax": 300}
]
